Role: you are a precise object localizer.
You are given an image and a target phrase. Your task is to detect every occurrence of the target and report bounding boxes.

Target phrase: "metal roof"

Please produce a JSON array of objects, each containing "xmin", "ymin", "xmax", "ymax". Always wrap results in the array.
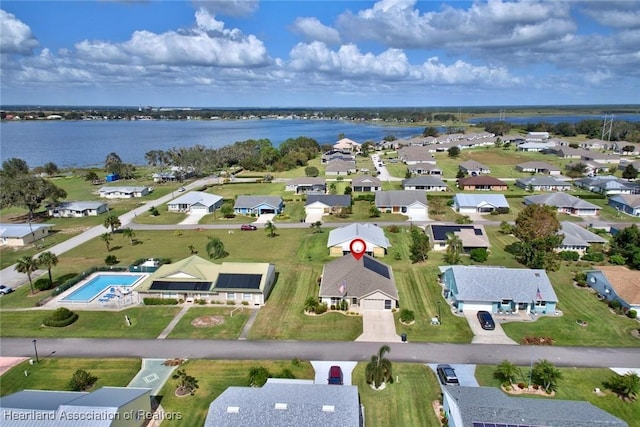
[
  {"xmin": 0, "ymin": 223, "xmax": 54, "ymax": 238},
  {"xmin": 453, "ymin": 194, "xmax": 509, "ymax": 208},
  {"xmin": 327, "ymin": 223, "xmax": 390, "ymax": 249},
  {"xmin": 168, "ymin": 191, "xmax": 222, "ymax": 207}
]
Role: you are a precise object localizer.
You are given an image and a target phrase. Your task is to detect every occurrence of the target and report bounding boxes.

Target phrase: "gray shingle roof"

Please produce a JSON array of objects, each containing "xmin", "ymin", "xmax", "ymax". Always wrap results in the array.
[
  {"xmin": 401, "ymin": 176, "xmax": 447, "ymax": 187},
  {"xmin": 320, "ymin": 255, "xmax": 398, "ymax": 299},
  {"xmin": 515, "ymin": 176, "xmax": 571, "ymax": 187},
  {"xmin": 375, "ymin": 190, "xmax": 427, "ymax": 207},
  {"xmin": 445, "ymin": 386, "xmax": 627, "ymax": 427},
  {"xmin": 559, "ymin": 221, "xmax": 608, "ymax": 247},
  {"xmin": 305, "ymin": 194, "xmax": 351, "ymax": 207},
  {"xmin": 516, "ymin": 160, "xmax": 561, "ymax": 171},
  {"xmin": 234, "ymin": 195, "xmax": 283, "ymax": 209},
  {"xmin": 327, "ymin": 223, "xmax": 390, "ymax": 249},
  {"xmin": 453, "ymin": 194, "xmax": 509, "ymax": 208},
  {"xmin": 609, "ymin": 194, "xmax": 640, "ymax": 208},
  {"xmin": 351, "ymin": 175, "xmax": 382, "ymax": 186},
  {"xmin": 439, "ymin": 265, "xmax": 557, "ymax": 303},
  {"xmin": 204, "ymin": 383, "xmax": 361, "ymax": 427},
  {"xmin": 169, "ymin": 191, "xmax": 222, "ymax": 207},
  {"xmin": 524, "ymin": 193, "xmax": 600, "ymax": 210}
]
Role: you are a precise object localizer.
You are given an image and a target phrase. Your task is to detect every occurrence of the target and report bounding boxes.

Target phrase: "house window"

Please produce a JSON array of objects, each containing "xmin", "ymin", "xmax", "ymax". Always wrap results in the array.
[
  {"xmin": 535, "ymin": 300, "xmax": 546, "ymax": 307},
  {"xmin": 243, "ymin": 293, "xmax": 252, "ymax": 300},
  {"xmin": 352, "ymin": 297, "xmax": 357, "ymax": 305},
  {"xmin": 227, "ymin": 292, "xmax": 236, "ymax": 300},
  {"xmin": 385, "ymin": 300, "xmax": 392, "ymax": 309},
  {"xmin": 501, "ymin": 299, "xmax": 512, "ymax": 305}
]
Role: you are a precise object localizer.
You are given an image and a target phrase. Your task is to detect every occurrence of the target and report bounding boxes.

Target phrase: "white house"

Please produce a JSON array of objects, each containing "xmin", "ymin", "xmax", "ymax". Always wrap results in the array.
[
  {"xmin": 99, "ymin": 186, "xmax": 151, "ymax": 199},
  {"xmin": 401, "ymin": 176, "xmax": 448, "ymax": 192},
  {"xmin": 167, "ymin": 191, "xmax": 223, "ymax": 214},
  {"xmin": 0, "ymin": 223, "xmax": 54, "ymax": 247},
  {"xmin": 452, "ymin": 194, "xmax": 509, "ymax": 214},
  {"xmin": 48, "ymin": 201, "xmax": 108, "ymax": 217},
  {"xmin": 327, "ymin": 223, "xmax": 390, "ymax": 257}
]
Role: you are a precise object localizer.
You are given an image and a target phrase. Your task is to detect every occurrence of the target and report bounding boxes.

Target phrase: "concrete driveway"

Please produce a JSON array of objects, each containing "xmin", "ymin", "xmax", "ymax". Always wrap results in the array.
[
  {"xmin": 356, "ymin": 310, "xmax": 401, "ymax": 342},
  {"xmin": 127, "ymin": 358, "xmax": 180, "ymax": 395},
  {"xmin": 179, "ymin": 212, "xmax": 206, "ymax": 225},
  {"xmin": 253, "ymin": 214, "xmax": 276, "ymax": 224},
  {"xmin": 427, "ymin": 363, "xmax": 479, "ymax": 387},
  {"xmin": 311, "ymin": 361, "xmax": 358, "ymax": 385},
  {"xmin": 304, "ymin": 212, "xmax": 324, "ymax": 223},
  {"xmin": 463, "ymin": 311, "xmax": 518, "ymax": 345}
]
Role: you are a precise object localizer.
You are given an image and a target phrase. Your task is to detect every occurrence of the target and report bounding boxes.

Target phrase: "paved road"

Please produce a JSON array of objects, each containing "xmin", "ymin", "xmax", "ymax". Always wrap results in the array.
[{"xmin": 3, "ymin": 338, "xmax": 639, "ymax": 368}]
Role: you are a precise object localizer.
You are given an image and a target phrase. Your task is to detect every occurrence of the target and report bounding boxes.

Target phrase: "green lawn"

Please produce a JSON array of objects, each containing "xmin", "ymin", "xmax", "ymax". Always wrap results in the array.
[
  {"xmin": 167, "ymin": 306, "xmax": 250, "ymax": 339},
  {"xmin": 475, "ymin": 365, "xmax": 640, "ymax": 426},
  {"xmin": 0, "ymin": 358, "xmax": 141, "ymax": 396},
  {"xmin": 353, "ymin": 362, "xmax": 442, "ymax": 427},
  {"xmin": 158, "ymin": 359, "xmax": 315, "ymax": 427},
  {"xmin": 0, "ymin": 307, "xmax": 180, "ymax": 338}
]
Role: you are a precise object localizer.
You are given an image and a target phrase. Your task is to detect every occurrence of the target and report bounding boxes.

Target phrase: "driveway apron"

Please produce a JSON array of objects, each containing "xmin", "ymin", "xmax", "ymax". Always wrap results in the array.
[{"xmin": 356, "ymin": 310, "xmax": 401, "ymax": 342}]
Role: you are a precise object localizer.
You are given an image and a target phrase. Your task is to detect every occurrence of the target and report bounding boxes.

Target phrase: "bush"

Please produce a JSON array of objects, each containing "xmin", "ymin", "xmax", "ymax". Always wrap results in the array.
[
  {"xmin": 558, "ymin": 251, "xmax": 580, "ymax": 261},
  {"xmin": 393, "ymin": 251, "xmax": 402, "ymax": 260},
  {"xmin": 399, "ymin": 309, "xmax": 415, "ymax": 323},
  {"xmin": 470, "ymin": 248, "xmax": 488, "ymax": 262},
  {"xmin": 627, "ymin": 309, "xmax": 637, "ymax": 319},
  {"xmin": 248, "ymin": 366, "xmax": 271, "ymax": 387},
  {"xmin": 304, "ymin": 166, "xmax": 319, "ymax": 177},
  {"xmin": 387, "ymin": 225, "xmax": 400, "ymax": 233},
  {"xmin": 315, "ymin": 303, "xmax": 328, "ymax": 315},
  {"xmin": 149, "ymin": 206, "xmax": 159, "ymax": 216},
  {"xmin": 105, "ymin": 255, "xmax": 119, "ymax": 265},
  {"xmin": 34, "ymin": 278, "xmax": 53, "ymax": 291},
  {"xmin": 574, "ymin": 272, "xmax": 587, "ymax": 286},
  {"xmin": 44, "ymin": 307, "xmax": 79, "ymax": 327},
  {"xmin": 69, "ymin": 369, "xmax": 98, "ymax": 391},
  {"xmin": 143, "ymin": 297, "xmax": 178, "ymax": 305},
  {"xmin": 581, "ymin": 252, "xmax": 605, "ymax": 262},
  {"xmin": 609, "ymin": 254, "xmax": 626, "ymax": 265}
]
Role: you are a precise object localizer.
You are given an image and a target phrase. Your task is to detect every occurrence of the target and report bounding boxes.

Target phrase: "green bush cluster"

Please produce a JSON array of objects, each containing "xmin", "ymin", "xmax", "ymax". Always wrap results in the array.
[
  {"xmin": 558, "ymin": 251, "xmax": 580, "ymax": 261},
  {"xmin": 143, "ymin": 297, "xmax": 178, "ymax": 305},
  {"xmin": 399, "ymin": 309, "xmax": 415, "ymax": 323},
  {"xmin": 43, "ymin": 307, "xmax": 79, "ymax": 327},
  {"xmin": 470, "ymin": 248, "xmax": 488, "ymax": 262},
  {"xmin": 34, "ymin": 278, "xmax": 53, "ymax": 291}
]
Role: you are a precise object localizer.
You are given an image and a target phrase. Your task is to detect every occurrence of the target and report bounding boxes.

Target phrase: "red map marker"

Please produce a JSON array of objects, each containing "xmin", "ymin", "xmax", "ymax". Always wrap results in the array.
[{"xmin": 350, "ymin": 238, "xmax": 366, "ymax": 260}]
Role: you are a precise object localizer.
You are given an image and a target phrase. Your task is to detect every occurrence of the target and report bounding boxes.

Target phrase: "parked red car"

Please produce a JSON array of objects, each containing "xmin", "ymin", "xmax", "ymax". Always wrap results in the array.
[{"xmin": 240, "ymin": 224, "xmax": 257, "ymax": 231}]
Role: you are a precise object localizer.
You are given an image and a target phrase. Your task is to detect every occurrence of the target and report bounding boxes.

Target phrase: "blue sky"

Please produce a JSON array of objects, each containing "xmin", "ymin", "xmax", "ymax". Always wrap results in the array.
[{"xmin": 1, "ymin": 0, "xmax": 639, "ymax": 107}]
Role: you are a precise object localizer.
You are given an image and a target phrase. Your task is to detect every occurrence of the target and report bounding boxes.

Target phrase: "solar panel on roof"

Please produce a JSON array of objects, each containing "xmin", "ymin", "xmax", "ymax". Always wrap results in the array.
[
  {"xmin": 150, "ymin": 281, "xmax": 212, "ymax": 291},
  {"xmin": 215, "ymin": 273, "xmax": 262, "ymax": 289},
  {"xmin": 363, "ymin": 256, "xmax": 390, "ymax": 279}
]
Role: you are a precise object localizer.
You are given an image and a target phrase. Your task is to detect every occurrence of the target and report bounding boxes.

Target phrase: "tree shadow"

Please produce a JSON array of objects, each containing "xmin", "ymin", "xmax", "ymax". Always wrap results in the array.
[{"xmin": 110, "ymin": 245, "xmax": 122, "ymax": 252}]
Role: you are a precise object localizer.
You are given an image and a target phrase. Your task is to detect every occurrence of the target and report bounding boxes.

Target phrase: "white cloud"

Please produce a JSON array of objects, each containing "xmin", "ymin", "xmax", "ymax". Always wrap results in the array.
[
  {"xmin": 0, "ymin": 9, "xmax": 39, "ymax": 55},
  {"xmin": 290, "ymin": 17, "xmax": 341, "ymax": 45},
  {"xmin": 580, "ymin": 1, "xmax": 640, "ymax": 30},
  {"xmin": 192, "ymin": 0, "xmax": 259, "ymax": 17}
]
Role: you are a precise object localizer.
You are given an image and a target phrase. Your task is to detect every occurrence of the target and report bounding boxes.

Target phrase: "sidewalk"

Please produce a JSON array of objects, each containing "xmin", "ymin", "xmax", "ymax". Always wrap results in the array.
[{"xmin": 157, "ymin": 305, "xmax": 191, "ymax": 339}]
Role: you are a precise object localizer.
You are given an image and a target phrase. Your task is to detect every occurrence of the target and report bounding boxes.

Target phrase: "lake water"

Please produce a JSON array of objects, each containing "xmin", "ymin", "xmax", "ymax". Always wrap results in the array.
[{"xmin": 0, "ymin": 119, "xmax": 423, "ymax": 168}]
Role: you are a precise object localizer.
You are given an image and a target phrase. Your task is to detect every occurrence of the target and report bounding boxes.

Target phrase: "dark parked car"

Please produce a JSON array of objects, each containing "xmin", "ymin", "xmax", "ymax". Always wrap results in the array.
[
  {"xmin": 436, "ymin": 364, "xmax": 459, "ymax": 386},
  {"xmin": 477, "ymin": 310, "xmax": 495, "ymax": 330},
  {"xmin": 0, "ymin": 285, "xmax": 14, "ymax": 295},
  {"xmin": 328, "ymin": 366, "xmax": 343, "ymax": 385},
  {"xmin": 240, "ymin": 224, "xmax": 257, "ymax": 231}
]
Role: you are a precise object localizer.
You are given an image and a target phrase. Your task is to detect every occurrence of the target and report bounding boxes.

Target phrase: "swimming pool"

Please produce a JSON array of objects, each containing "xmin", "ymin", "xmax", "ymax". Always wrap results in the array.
[{"xmin": 61, "ymin": 273, "xmax": 144, "ymax": 303}]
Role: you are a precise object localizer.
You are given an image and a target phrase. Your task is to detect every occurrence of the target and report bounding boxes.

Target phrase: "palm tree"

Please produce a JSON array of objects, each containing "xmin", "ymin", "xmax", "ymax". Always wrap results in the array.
[
  {"xmin": 101, "ymin": 232, "xmax": 113, "ymax": 252},
  {"xmin": 365, "ymin": 345, "xmax": 393, "ymax": 389},
  {"xmin": 104, "ymin": 215, "xmax": 121, "ymax": 233},
  {"xmin": 494, "ymin": 360, "xmax": 520, "ymax": 386},
  {"xmin": 532, "ymin": 359, "xmax": 562, "ymax": 393},
  {"xmin": 265, "ymin": 221, "xmax": 277, "ymax": 238},
  {"xmin": 444, "ymin": 232, "xmax": 463, "ymax": 264},
  {"xmin": 605, "ymin": 372, "xmax": 640, "ymax": 401},
  {"xmin": 37, "ymin": 251, "xmax": 58, "ymax": 285},
  {"xmin": 310, "ymin": 221, "xmax": 322, "ymax": 233},
  {"xmin": 188, "ymin": 244, "xmax": 196, "ymax": 255},
  {"xmin": 15, "ymin": 255, "xmax": 39, "ymax": 294},
  {"xmin": 121, "ymin": 227, "xmax": 135, "ymax": 245},
  {"xmin": 206, "ymin": 237, "xmax": 227, "ymax": 259}
]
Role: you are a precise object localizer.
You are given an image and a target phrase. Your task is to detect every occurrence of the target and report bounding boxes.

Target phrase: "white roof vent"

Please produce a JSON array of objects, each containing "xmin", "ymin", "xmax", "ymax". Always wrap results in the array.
[
  {"xmin": 226, "ymin": 406, "xmax": 239, "ymax": 413},
  {"xmin": 322, "ymin": 405, "xmax": 335, "ymax": 412},
  {"xmin": 274, "ymin": 403, "xmax": 288, "ymax": 410}
]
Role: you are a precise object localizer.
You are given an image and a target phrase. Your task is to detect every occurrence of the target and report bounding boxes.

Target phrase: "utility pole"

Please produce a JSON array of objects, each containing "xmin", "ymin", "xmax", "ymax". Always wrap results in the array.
[{"xmin": 602, "ymin": 115, "xmax": 614, "ymax": 141}]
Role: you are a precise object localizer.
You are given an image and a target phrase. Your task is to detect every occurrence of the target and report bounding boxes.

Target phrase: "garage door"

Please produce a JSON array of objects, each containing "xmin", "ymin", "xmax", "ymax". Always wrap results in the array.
[
  {"xmin": 461, "ymin": 302, "xmax": 492, "ymax": 312},
  {"xmin": 191, "ymin": 206, "xmax": 209, "ymax": 214},
  {"xmin": 407, "ymin": 206, "xmax": 428, "ymax": 221},
  {"xmin": 361, "ymin": 298, "xmax": 384, "ymax": 310}
]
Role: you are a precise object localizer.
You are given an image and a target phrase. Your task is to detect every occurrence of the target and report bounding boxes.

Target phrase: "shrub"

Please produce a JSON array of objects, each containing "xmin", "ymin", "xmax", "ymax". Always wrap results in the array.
[
  {"xmin": 470, "ymin": 248, "xmax": 488, "ymax": 263},
  {"xmin": 315, "ymin": 303, "xmax": 328, "ymax": 315},
  {"xmin": 496, "ymin": 207, "xmax": 510, "ymax": 214},
  {"xmin": 44, "ymin": 307, "xmax": 79, "ymax": 327},
  {"xmin": 330, "ymin": 304, "xmax": 336, "ymax": 311},
  {"xmin": 582, "ymin": 252, "xmax": 605, "ymax": 262},
  {"xmin": 573, "ymin": 272, "xmax": 587, "ymax": 286},
  {"xmin": 387, "ymin": 225, "xmax": 400, "ymax": 233},
  {"xmin": 608, "ymin": 299, "xmax": 622, "ymax": 310},
  {"xmin": 399, "ymin": 309, "xmax": 415, "ymax": 323},
  {"xmin": 248, "ymin": 366, "xmax": 271, "ymax": 387},
  {"xmin": 626, "ymin": 309, "xmax": 637, "ymax": 319},
  {"xmin": 105, "ymin": 255, "xmax": 119, "ymax": 265},
  {"xmin": 143, "ymin": 297, "xmax": 178, "ymax": 305},
  {"xmin": 149, "ymin": 206, "xmax": 159, "ymax": 216},
  {"xmin": 609, "ymin": 254, "xmax": 626, "ymax": 265},
  {"xmin": 69, "ymin": 369, "xmax": 98, "ymax": 391},
  {"xmin": 242, "ymin": 301, "xmax": 249, "ymax": 306},
  {"xmin": 393, "ymin": 251, "xmax": 402, "ymax": 260},
  {"xmin": 558, "ymin": 251, "xmax": 580, "ymax": 261},
  {"xmin": 34, "ymin": 278, "xmax": 53, "ymax": 291},
  {"xmin": 454, "ymin": 214, "xmax": 472, "ymax": 224},
  {"xmin": 304, "ymin": 166, "xmax": 319, "ymax": 177},
  {"xmin": 278, "ymin": 368, "xmax": 296, "ymax": 379}
]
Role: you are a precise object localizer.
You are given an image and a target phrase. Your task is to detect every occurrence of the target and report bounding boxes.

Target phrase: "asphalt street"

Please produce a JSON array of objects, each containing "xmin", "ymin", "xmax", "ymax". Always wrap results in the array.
[{"xmin": 2, "ymin": 338, "xmax": 639, "ymax": 369}]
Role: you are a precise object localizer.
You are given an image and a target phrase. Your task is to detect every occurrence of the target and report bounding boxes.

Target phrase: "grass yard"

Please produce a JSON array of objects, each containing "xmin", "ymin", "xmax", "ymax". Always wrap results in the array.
[
  {"xmin": 475, "ymin": 365, "xmax": 640, "ymax": 426},
  {"xmin": 353, "ymin": 362, "xmax": 441, "ymax": 427},
  {"xmin": 167, "ymin": 306, "xmax": 250, "ymax": 339},
  {"xmin": 0, "ymin": 307, "xmax": 180, "ymax": 338},
  {"xmin": 0, "ymin": 358, "xmax": 141, "ymax": 397},
  {"xmin": 158, "ymin": 359, "xmax": 315, "ymax": 427}
]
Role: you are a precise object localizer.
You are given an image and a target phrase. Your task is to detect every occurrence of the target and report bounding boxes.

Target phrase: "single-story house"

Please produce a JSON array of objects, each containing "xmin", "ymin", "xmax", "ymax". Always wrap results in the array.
[
  {"xmin": 442, "ymin": 386, "xmax": 627, "ymax": 427},
  {"xmin": 457, "ymin": 176, "xmax": 508, "ymax": 191},
  {"xmin": 305, "ymin": 194, "xmax": 351, "ymax": 216},
  {"xmin": 325, "ymin": 159, "xmax": 357, "ymax": 176},
  {"xmin": 552, "ymin": 147, "xmax": 586, "ymax": 159},
  {"xmin": 333, "ymin": 137, "xmax": 361, "ymax": 152},
  {"xmin": 515, "ymin": 161, "xmax": 561, "ymax": 175},
  {"xmin": 397, "ymin": 146, "xmax": 435, "ymax": 164},
  {"xmin": 168, "ymin": 191, "xmax": 223, "ymax": 214},
  {"xmin": 526, "ymin": 131, "xmax": 549, "ymax": 140},
  {"xmin": 523, "ymin": 193, "xmax": 601, "ymax": 216},
  {"xmin": 402, "ymin": 176, "xmax": 448, "ymax": 192},
  {"xmin": 557, "ymin": 221, "xmax": 608, "ymax": 254},
  {"xmin": 320, "ymin": 254, "xmax": 398, "ymax": 310},
  {"xmin": 617, "ymin": 159, "xmax": 640, "ymax": 171},
  {"xmin": 137, "ymin": 255, "xmax": 276, "ymax": 306},
  {"xmin": 586, "ymin": 266, "xmax": 640, "ymax": 313},
  {"xmin": 284, "ymin": 177, "xmax": 326, "ymax": 194},
  {"xmin": 608, "ymin": 194, "xmax": 640, "ymax": 216},
  {"xmin": 452, "ymin": 194, "xmax": 509, "ymax": 214},
  {"xmin": 613, "ymin": 141, "xmax": 640, "ymax": 155},
  {"xmin": 0, "ymin": 387, "xmax": 152, "ymax": 427},
  {"xmin": 515, "ymin": 176, "xmax": 571, "ymax": 191},
  {"xmin": 407, "ymin": 162, "xmax": 443, "ymax": 175},
  {"xmin": 458, "ymin": 160, "xmax": 490, "ymax": 176},
  {"xmin": 48, "ymin": 201, "xmax": 108, "ymax": 217},
  {"xmin": 439, "ymin": 265, "xmax": 558, "ymax": 315},
  {"xmin": 374, "ymin": 190, "xmax": 428, "ymax": 218},
  {"xmin": 351, "ymin": 176, "xmax": 382, "ymax": 192},
  {"xmin": 99, "ymin": 186, "xmax": 151, "ymax": 199},
  {"xmin": 327, "ymin": 223, "xmax": 390, "ymax": 257},
  {"xmin": 427, "ymin": 224, "xmax": 490, "ymax": 252},
  {"xmin": 234, "ymin": 196, "xmax": 284, "ymax": 216},
  {"xmin": 322, "ymin": 152, "xmax": 354, "ymax": 164},
  {"xmin": 515, "ymin": 142, "xmax": 555, "ymax": 152},
  {"xmin": 204, "ymin": 381, "xmax": 362, "ymax": 427},
  {"xmin": 581, "ymin": 151, "xmax": 621, "ymax": 164},
  {"xmin": 574, "ymin": 175, "xmax": 640, "ymax": 195},
  {"xmin": 0, "ymin": 223, "xmax": 54, "ymax": 247},
  {"xmin": 565, "ymin": 161, "xmax": 610, "ymax": 176}
]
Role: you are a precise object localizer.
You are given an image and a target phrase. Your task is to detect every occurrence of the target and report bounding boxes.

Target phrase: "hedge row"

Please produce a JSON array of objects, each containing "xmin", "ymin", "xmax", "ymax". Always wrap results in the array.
[{"xmin": 143, "ymin": 297, "xmax": 179, "ymax": 305}]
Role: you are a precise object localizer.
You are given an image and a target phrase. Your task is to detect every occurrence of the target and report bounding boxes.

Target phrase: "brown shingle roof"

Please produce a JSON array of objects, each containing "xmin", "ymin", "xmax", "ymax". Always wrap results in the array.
[{"xmin": 597, "ymin": 266, "xmax": 640, "ymax": 304}]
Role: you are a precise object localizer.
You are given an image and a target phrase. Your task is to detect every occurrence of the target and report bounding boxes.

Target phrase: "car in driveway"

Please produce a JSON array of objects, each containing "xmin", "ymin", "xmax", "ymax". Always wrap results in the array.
[
  {"xmin": 240, "ymin": 224, "xmax": 257, "ymax": 231},
  {"xmin": 477, "ymin": 310, "xmax": 495, "ymax": 330},
  {"xmin": 0, "ymin": 285, "xmax": 14, "ymax": 295},
  {"xmin": 436, "ymin": 364, "xmax": 459, "ymax": 386},
  {"xmin": 327, "ymin": 366, "xmax": 343, "ymax": 385}
]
